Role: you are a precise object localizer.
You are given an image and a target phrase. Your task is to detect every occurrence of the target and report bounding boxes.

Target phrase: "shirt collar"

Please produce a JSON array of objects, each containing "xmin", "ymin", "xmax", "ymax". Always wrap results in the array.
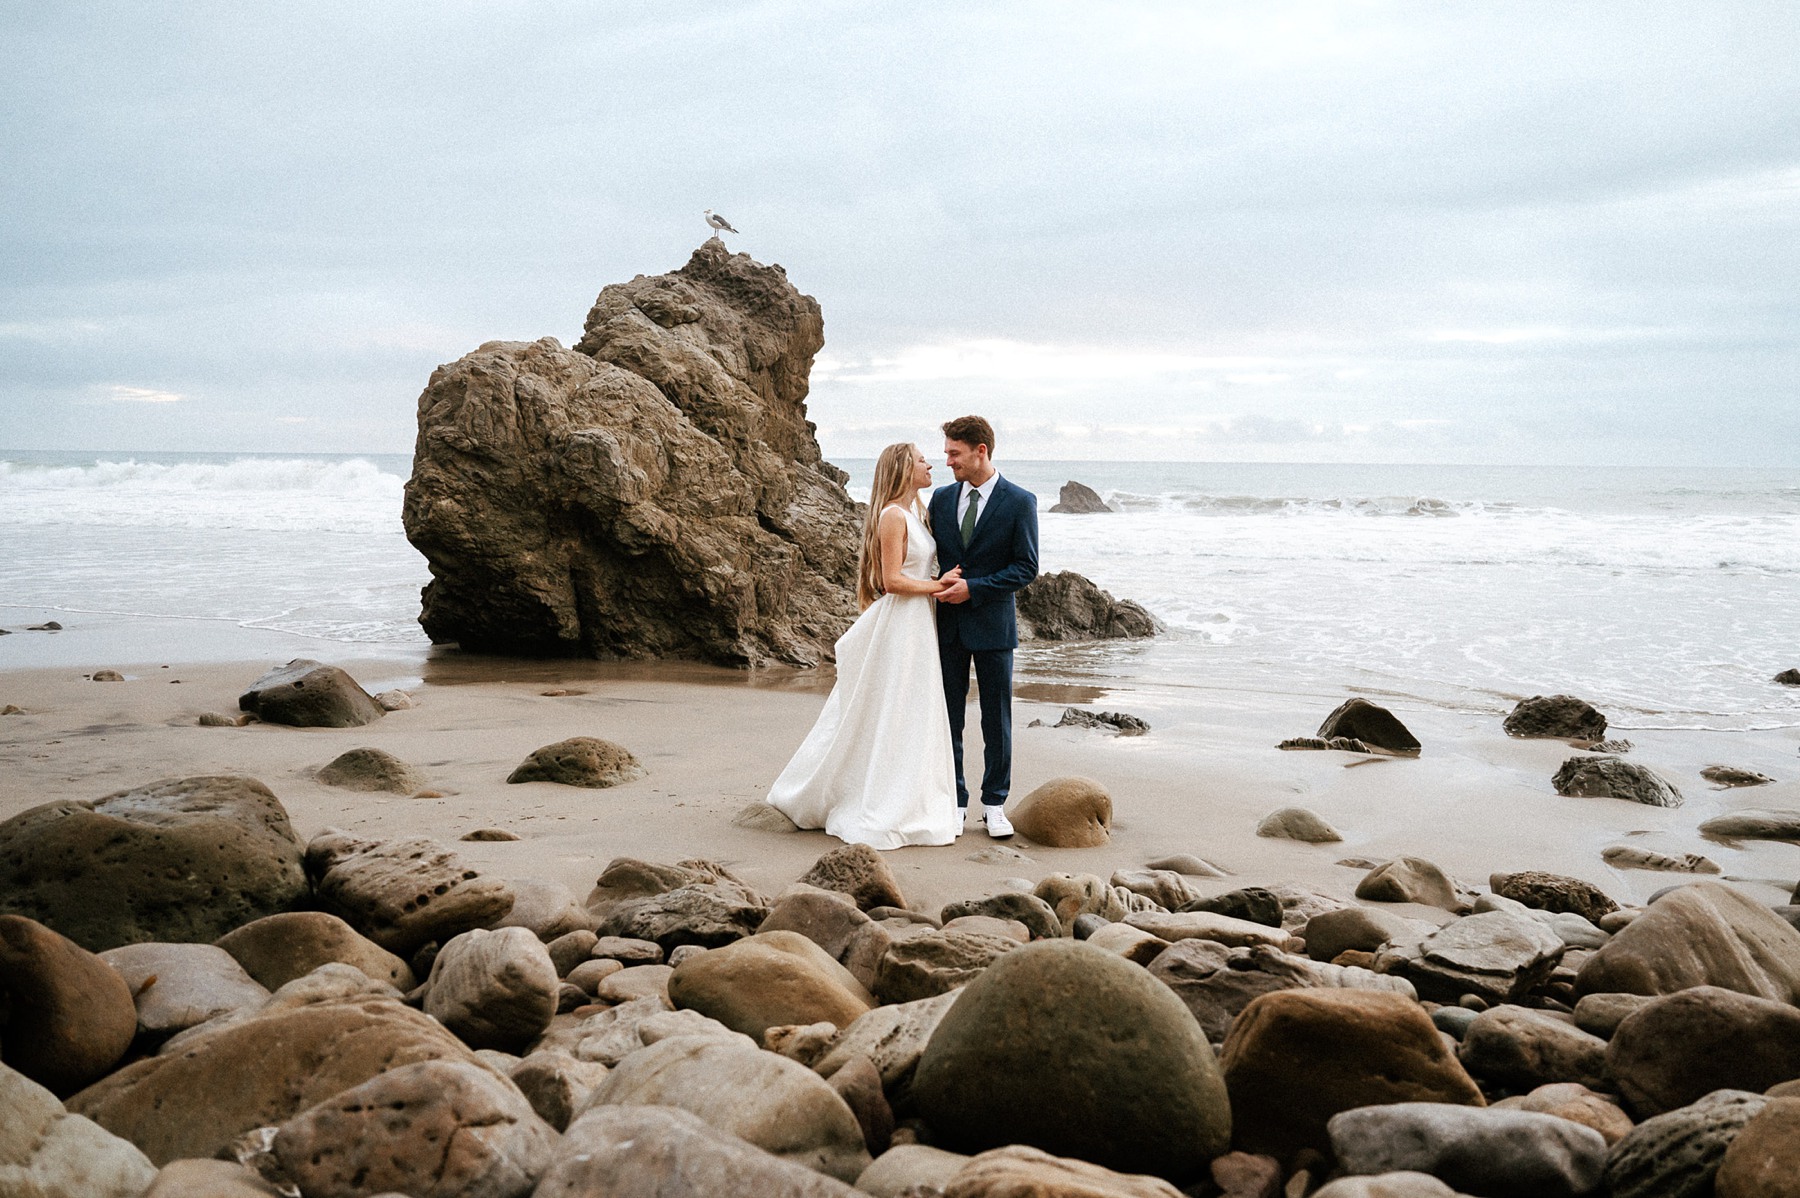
[{"xmin": 964, "ymin": 471, "xmax": 1000, "ymax": 501}]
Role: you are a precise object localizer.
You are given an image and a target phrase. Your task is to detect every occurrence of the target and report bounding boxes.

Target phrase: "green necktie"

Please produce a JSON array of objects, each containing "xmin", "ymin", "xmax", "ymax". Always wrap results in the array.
[{"xmin": 960, "ymin": 487, "xmax": 981, "ymax": 543}]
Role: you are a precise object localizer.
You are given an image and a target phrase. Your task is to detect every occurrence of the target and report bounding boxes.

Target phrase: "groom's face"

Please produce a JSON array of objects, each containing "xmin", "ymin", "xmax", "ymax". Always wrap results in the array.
[{"xmin": 944, "ymin": 438, "xmax": 989, "ymax": 483}]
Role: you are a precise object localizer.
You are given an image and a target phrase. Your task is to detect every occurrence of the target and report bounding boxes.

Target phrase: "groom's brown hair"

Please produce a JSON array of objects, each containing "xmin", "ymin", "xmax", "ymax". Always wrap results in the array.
[{"xmin": 942, "ymin": 415, "xmax": 996, "ymax": 456}]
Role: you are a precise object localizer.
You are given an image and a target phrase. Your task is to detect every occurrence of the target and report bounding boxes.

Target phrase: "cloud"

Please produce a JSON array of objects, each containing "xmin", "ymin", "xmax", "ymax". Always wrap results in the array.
[{"xmin": 106, "ymin": 384, "xmax": 184, "ymax": 404}]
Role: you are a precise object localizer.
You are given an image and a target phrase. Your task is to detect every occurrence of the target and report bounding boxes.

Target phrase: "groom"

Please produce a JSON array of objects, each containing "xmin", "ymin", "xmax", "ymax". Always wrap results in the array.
[{"xmin": 930, "ymin": 415, "xmax": 1039, "ymax": 838}]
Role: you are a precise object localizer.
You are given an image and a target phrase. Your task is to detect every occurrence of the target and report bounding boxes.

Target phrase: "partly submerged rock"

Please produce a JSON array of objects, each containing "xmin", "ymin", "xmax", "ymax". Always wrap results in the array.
[
  {"xmin": 1317, "ymin": 698, "xmax": 1421, "ymax": 756},
  {"xmin": 1602, "ymin": 844, "xmax": 1720, "ymax": 873},
  {"xmin": 1701, "ymin": 765, "xmax": 1776, "ymax": 788},
  {"xmin": 1052, "ymin": 706, "xmax": 1150, "ymax": 735},
  {"xmin": 404, "ymin": 241, "xmax": 860, "ymax": 666},
  {"xmin": 1047, "ymin": 480, "xmax": 1113, "ymax": 514},
  {"xmin": 1504, "ymin": 695, "xmax": 1608, "ymax": 740},
  {"xmin": 1553, "ymin": 756, "xmax": 1683, "ymax": 807},
  {"xmin": 1015, "ymin": 570, "xmax": 1157, "ymax": 641}
]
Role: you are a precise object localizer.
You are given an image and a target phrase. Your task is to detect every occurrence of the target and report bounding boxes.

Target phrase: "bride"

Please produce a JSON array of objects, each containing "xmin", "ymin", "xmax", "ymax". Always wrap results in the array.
[{"xmin": 766, "ymin": 442, "xmax": 961, "ymax": 848}]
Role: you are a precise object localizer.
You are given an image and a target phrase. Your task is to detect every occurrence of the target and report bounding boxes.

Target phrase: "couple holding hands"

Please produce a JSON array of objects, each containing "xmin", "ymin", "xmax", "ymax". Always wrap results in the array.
[{"xmin": 767, "ymin": 416, "xmax": 1039, "ymax": 849}]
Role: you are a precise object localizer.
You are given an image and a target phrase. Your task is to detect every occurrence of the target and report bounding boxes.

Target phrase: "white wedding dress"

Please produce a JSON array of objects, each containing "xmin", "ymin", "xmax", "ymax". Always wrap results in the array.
[{"xmin": 767, "ymin": 504, "xmax": 960, "ymax": 849}]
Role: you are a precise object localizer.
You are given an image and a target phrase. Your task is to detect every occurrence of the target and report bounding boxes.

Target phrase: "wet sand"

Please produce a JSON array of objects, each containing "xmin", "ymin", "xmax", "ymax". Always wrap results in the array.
[{"xmin": 4, "ymin": 610, "xmax": 1796, "ymax": 918}]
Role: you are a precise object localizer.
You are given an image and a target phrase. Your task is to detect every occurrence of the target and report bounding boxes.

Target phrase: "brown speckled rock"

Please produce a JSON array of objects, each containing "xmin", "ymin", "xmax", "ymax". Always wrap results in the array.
[
  {"xmin": 272, "ymin": 1058, "xmax": 557, "ymax": 1198},
  {"xmin": 304, "ymin": 828, "xmax": 516, "ymax": 956},
  {"xmin": 0, "ymin": 775, "xmax": 308, "ymax": 952},
  {"xmin": 0, "ymin": 916, "xmax": 137, "ymax": 1095},
  {"xmin": 1009, "ymin": 777, "xmax": 1112, "ymax": 847}
]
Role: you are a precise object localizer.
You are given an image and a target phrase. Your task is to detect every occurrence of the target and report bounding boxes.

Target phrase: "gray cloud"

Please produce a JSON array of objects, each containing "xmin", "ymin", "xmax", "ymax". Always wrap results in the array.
[{"xmin": 2, "ymin": 1, "xmax": 1796, "ymax": 462}]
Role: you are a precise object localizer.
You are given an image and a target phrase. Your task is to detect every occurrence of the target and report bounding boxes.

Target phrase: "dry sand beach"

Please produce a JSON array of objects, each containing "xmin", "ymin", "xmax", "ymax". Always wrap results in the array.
[{"xmin": 5, "ymin": 617, "xmax": 1796, "ymax": 921}]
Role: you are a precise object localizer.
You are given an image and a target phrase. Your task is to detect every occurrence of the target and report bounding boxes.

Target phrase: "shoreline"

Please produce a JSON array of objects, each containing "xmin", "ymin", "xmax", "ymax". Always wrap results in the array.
[{"xmin": 5, "ymin": 617, "xmax": 1796, "ymax": 920}]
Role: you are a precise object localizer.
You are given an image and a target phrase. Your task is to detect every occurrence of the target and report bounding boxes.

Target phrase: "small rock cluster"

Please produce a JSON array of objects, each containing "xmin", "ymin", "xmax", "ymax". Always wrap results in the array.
[{"xmin": 4, "ymin": 762, "xmax": 1800, "ymax": 1198}]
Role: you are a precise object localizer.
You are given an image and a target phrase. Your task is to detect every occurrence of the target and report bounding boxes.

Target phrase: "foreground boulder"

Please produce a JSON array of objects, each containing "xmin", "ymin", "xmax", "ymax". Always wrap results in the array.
[
  {"xmin": 305, "ymin": 829, "xmax": 516, "ymax": 956},
  {"xmin": 98, "ymin": 942, "xmax": 271, "ymax": 1042},
  {"xmin": 214, "ymin": 910, "xmax": 416, "ymax": 990},
  {"xmin": 1457, "ymin": 1005, "xmax": 1607, "ymax": 1091},
  {"xmin": 584, "ymin": 1034, "xmax": 871, "ymax": 1181},
  {"xmin": 272, "ymin": 1058, "xmax": 558, "ymax": 1198},
  {"xmin": 66, "ymin": 995, "xmax": 482, "ymax": 1164},
  {"xmin": 1490, "ymin": 870, "xmax": 1618, "ymax": 923},
  {"xmin": 596, "ymin": 883, "xmax": 771, "ymax": 951},
  {"xmin": 799, "ymin": 843, "xmax": 908, "ymax": 911},
  {"xmin": 1606, "ymin": 985, "xmax": 1800, "ymax": 1117},
  {"xmin": 0, "ymin": 775, "xmax": 307, "ymax": 951},
  {"xmin": 1504, "ymin": 695, "xmax": 1607, "ymax": 740},
  {"xmin": 238, "ymin": 658, "xmax": 384, "ymax": 727},
  {"xmin": 1715, "ymin": 1096, "xmax": 1800, "ymax": 1198},
  {"xmin": 1574, "ymin": 881, "xmax": 1800, "ymax": 1002},
  {"xmin": 1552, "ymin": 756, "xmax": 1683, "ymax": 807},
  {"xmin": 541, "ymin": 1104, "xmax": 860, "ymax": 1197},
  {"xmin": 1219, "ymin": 989, "xmax": 1483, "ymax": 1161},
  {"xmin": 423, "ymin": 926, "xmax": 559, "ymax": 1051},
  {"xmin": 1015, "ymin": 571, "xmax": 1157, "ymax": 641},
  {"xmin": 1328, "ymin": 1103, "xmax": 1607, "ymax": 1198},
  {"xmin": 913, "ymin": 939, "xmax": 1230, "ymax": 1182},
  {"xmin": 0, "ymin": 916, "xmax": 137, "ymax": 1095},
  {"xmin": 403, "ymin": 241, "xmax": 861, "ymax": 665},
  {"xmin": 1603, "ymin": 1089, "xmax": 1767, "ymax": 1198},
  {"xmin": 1148, "ymin": 940, "xmax": 1414, "ymax": 1042},
  {"xmin": 1010, "ymin": 776, "xmax": 1112, "ymax": 847},
  {"xmin": 507, "ymin": 736, "xmax": 645, "ymax": 787},
  {"xmin": 1316, "ymin": 698, "xmax": 1421, "ymax": 756},
  {"xmin": 1375, "ymin": 910, "xmax": 1565, "ymax": 1005},
  {"xmin": 670, "ymin": 930, "xmax": 874, "ymax": 1042},
  {"xmin": 0, "ymin": 1063, "xmax": 158, "ymax": 1198}
]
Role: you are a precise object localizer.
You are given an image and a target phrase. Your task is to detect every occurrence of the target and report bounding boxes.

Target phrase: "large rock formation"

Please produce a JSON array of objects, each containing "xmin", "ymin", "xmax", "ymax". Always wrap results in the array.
[{"xmin": 404, "ymin": 239, "xmax": 861, "ymax": 665}]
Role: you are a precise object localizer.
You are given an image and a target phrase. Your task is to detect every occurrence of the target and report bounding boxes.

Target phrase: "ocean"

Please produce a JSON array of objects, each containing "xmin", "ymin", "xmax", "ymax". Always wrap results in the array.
[{"xmin": 5, "ymin": 450, "xmax": 1799, "ymax": 732}]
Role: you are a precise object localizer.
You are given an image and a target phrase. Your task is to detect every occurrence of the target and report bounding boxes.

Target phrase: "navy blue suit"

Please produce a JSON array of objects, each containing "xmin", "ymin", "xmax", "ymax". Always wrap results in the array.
[{"xmin": 929, "ymin": 476, "xmax": 1040, "ymax": 807}]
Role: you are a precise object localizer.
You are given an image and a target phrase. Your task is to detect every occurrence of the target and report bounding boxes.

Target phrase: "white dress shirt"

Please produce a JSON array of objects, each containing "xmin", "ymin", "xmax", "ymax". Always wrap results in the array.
[{"xmin": 957, "ymin": 471, "xmax": 1001, "ymax": 532}]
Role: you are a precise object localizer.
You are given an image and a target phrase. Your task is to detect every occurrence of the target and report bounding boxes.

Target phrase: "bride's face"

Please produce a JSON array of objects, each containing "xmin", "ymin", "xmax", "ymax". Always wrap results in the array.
[{"xmin": 910, "ymin": 449, "xmax": 932, "ymax": 490}]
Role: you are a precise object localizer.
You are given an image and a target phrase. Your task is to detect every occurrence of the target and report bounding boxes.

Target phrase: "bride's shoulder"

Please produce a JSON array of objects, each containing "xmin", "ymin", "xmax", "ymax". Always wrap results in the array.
[{"xmin": 879, "ymin": 502, "xmax": 916, "ymax": 520}]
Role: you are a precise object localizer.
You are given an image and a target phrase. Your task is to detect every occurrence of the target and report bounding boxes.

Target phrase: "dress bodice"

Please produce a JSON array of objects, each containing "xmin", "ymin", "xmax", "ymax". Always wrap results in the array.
[{"xmin": 896, "ymin": 505, "xmax": 938, "ymax": 582}]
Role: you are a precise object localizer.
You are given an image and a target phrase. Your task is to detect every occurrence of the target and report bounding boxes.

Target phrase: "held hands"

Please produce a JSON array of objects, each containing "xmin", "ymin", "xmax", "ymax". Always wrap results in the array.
[{"xmin": 935, "ymin": 566, "xmax": 971, "ymax": 605}]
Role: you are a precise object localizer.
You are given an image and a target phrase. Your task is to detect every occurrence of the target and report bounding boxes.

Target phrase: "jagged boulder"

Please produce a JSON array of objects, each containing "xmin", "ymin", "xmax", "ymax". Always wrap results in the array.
[
  {"xmin": 402, "ymin": 241, "xmax": 861, "ymax": 665},
  {"xmin": 239, "ymin": 659, "xmax": 384, "ymax": 728},
  {"xmin": 1504, "ymin": 695, "xmax": 1607, "ymax": 740},
  {"xmin": 1048, "ymin": 480, "xmax": 1112, "ymax": 513},
  {"xmin": 1016, "ymin": 571, "xmax": 1157, "ymax": 641},
  {"xmin": 1317, "ymin": 698, "xmax": 1421, "ymax": 756}
]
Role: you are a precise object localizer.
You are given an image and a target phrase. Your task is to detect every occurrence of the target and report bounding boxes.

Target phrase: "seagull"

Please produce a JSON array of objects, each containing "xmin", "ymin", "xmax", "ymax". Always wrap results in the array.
[{"xmin": 703, "ymin": 209, "xmax": 740, "ymax": 236}]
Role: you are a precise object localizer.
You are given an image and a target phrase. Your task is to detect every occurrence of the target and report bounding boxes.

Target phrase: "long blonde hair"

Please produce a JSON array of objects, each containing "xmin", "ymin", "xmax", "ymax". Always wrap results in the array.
[{"xmin": 857, "ymin": 442, "xmax": 930, "ymax": 609}]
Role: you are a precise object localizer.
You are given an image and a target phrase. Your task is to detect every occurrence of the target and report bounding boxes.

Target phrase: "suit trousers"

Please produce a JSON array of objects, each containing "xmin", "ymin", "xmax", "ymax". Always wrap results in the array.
[{"xmin": 939, "ymin": 639, "xmax": 1013, "ymax": 807}]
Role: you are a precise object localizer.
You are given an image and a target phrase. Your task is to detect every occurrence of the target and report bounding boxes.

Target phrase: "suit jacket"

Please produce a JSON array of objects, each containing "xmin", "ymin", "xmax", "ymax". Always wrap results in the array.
[{"xmin": 929, "ymin": 475, "xmax": 1040, "ymax": 651}]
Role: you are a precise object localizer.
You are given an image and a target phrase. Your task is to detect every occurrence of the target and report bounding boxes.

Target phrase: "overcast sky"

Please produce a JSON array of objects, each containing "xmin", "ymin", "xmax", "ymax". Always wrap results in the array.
[{"xmin": 3, "ymin": 2, "xmax": 1797, "ymax": 464}]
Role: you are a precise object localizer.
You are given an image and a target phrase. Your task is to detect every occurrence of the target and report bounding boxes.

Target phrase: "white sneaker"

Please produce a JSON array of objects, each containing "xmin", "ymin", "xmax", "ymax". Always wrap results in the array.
[{"xmin": 983, "ymin": 805, "xmax": 1014, "ymax": 839}]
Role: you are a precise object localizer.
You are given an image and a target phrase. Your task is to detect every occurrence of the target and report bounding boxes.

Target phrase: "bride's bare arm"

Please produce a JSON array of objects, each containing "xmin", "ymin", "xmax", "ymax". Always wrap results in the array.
[{"xmin": 878, "ymin": 507, "xmax": 943, "ymax": 596}]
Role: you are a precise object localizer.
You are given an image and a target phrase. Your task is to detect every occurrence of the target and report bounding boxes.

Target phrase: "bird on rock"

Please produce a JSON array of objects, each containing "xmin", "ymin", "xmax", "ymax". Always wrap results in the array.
[{"xmin": 703, "ymin": 209, "xmax": 739, "ymax": 236}]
